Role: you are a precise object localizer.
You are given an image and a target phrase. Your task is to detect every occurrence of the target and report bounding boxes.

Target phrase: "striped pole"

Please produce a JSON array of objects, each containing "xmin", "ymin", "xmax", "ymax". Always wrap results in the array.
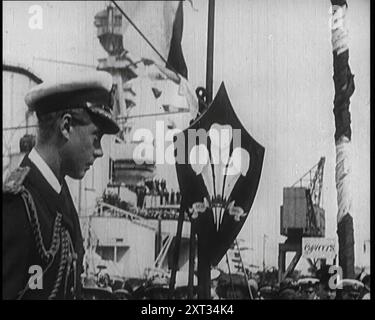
[{"xmin": 330, "ymin": 0, "xmax": 355, "ymax": 279}]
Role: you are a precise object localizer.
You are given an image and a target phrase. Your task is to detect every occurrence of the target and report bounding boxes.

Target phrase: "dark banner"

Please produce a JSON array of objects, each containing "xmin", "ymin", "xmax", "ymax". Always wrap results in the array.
[{"xmin": 174, "ymin": 83, "xmax": 265, "ymax": 265}]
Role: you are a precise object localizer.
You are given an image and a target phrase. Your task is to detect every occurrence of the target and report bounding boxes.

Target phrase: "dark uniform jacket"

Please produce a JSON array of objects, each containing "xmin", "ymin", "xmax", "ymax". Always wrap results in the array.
[{"xmin": 2, "ymin": 155, "xmax": 85, "ymax": 299}]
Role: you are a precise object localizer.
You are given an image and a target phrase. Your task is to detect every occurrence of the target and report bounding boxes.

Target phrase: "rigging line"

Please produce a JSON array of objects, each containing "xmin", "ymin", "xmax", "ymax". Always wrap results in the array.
[
  {"xmin": 234, "ymin": 239, "xmax": 253, "ymax": 300},
  {"xmin": 35, "ymin": 55, "xmax": 145, "ymax": 71},
  {"xmin": 3, "ymin": 111, "xmax": 190, "ymax": 132},
  {"xmin": 111, "ymin": 0, "xmax": 180, "ymax": 79},
  {"xmin": 116, "ymin": 110, "xmax": 190, "ymax": 122},
  {"xmin": 33, "ymin": 57, "xmax": 97, "ymax": 69},
  {"xmin": 3, "ymin": 124, "xmax": 37, "ymax": 131}
]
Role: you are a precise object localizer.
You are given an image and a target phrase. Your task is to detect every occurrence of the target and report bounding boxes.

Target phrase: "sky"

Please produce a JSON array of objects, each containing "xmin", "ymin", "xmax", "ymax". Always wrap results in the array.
[{"xmin": 3, "ymin": 0, "xmax": 370, "ymax": 269}]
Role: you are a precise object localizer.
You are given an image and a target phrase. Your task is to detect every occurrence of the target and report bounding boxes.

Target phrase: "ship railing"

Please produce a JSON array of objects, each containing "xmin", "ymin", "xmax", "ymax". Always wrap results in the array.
[{"xmin": 96, "ymin": 201, "xmax": 156, "ymax": 231}]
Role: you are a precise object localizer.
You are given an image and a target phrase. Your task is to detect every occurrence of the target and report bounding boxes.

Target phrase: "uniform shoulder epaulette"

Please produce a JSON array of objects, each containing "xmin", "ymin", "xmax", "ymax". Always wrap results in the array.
[{"xmin": 3, "ymin": 166, "xmax": 30, "ymax": 195}]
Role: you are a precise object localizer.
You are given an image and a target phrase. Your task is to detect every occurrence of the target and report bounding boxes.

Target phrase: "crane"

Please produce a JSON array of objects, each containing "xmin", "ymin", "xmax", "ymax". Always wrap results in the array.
[
  {"xmin": 278, "ymin": 157, "xmax": 326, "ymax": 282},
  {"xmin": 291, "ymin": 157, "xmax": 326, "ymax": 236}
]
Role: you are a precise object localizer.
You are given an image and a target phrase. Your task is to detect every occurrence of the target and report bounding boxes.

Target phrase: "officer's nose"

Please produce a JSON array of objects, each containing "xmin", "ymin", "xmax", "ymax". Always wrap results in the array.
[{"xmin": 94, "ymin": 145, "xmax": 104, "ymax": 159}]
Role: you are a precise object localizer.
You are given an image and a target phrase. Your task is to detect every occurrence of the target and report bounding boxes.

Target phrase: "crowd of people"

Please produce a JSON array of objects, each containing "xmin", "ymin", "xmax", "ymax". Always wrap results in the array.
[
  {"xmin": 133, "ymin": 178, "xmax": 181, "ymax": 208},
  {"xmin": 97, "ymin": 177, "xmax": 187, "ymax": 221},
  {"xmin": 81, "ymin": 266, "xmax": 370, "ymax": 300},
  {"xmin": 98, "ymin": 189, "xmax": 188, "ymax": 221},
  {"xmin": 136, "ymin": 208, "xmax": 189, "ymax": 221},
  {"xmin": 227, "ymin": 267, "xmax": 371, "ymax": 300}
]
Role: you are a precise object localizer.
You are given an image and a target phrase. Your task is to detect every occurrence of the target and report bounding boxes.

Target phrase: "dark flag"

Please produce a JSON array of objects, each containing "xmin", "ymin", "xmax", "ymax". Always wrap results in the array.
[
  {"xmin": 174, "ymin": 83, "xmax": 265, "ymax": 265},
  {"xmin": 167, "ymin": 0, "xmax": 188, "ymax": 78},
  {"xmin": 117, "ymin": 0, "xmax": 198, "ymax": 118}
]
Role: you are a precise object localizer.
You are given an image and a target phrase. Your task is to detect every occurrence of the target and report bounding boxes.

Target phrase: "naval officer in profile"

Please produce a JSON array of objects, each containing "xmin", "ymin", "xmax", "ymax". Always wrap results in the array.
[{"xmin": 2, "ymin": 71, "xmax": 119, "ymax": 299}]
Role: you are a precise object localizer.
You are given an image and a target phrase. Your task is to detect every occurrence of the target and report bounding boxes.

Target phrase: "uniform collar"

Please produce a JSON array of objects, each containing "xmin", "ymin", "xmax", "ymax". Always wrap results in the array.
[{"xmin": 28, "ymin": 148, "xmax": 62, "ymax": 194}]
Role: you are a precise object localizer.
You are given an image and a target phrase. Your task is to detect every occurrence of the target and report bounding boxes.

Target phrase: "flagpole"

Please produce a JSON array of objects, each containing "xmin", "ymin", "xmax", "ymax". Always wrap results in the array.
[
  {"xmin": 187, "ymin": 222, "xmax": 196, "ymax": 299},
  {"xmin": 205, "ymin": 0, "xmax": 215, "ymax": 104},
  {"xmin": 197, "ymin": 0, "xmax": 215, "ymax": 300},
  {"xmin": 169, "ymin": 206, "xmax": 186, "ymax": 297}
]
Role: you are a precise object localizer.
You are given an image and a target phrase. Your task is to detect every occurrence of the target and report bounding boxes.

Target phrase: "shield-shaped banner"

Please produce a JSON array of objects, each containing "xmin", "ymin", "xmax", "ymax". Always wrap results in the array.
[{"xmin": 174, "ymin": 82, "xmax": 265, "ymax": 266}]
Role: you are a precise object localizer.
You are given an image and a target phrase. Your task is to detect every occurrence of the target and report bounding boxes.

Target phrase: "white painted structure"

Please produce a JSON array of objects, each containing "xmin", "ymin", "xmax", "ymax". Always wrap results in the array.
[
  {"xmin": 2, "ymin": 63, "xmax": 40, "ymax": 180},
  {"xmin": 81, "ymin": 216, "xmax": 155, "ymax": 278}
]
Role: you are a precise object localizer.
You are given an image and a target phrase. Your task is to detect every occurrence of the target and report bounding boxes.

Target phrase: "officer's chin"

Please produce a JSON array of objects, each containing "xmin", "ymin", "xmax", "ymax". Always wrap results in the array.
[{"xmin": 67, "ymin": 169, "xmax": 87, "ymax": 180}]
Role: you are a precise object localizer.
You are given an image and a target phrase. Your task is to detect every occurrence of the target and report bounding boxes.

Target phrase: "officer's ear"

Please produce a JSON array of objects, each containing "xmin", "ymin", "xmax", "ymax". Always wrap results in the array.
[{"xmin": 60, "ymin": 113, "xmax": 73, "ymax": 140}]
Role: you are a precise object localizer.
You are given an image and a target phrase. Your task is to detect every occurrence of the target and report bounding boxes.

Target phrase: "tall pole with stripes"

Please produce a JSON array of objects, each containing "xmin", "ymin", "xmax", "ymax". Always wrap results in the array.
[{"xmin": 330, "ymin": 0, "xmax": 355, "ymax": 279}]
